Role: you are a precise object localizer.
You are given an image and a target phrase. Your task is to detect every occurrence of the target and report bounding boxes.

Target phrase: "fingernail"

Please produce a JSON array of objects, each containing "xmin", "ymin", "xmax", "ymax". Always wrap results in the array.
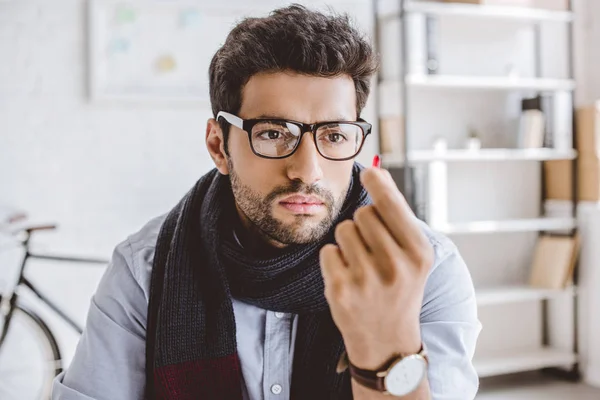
[{"xmin": 372, "ymin": 154, "xmax": 381, "ymax": 169}]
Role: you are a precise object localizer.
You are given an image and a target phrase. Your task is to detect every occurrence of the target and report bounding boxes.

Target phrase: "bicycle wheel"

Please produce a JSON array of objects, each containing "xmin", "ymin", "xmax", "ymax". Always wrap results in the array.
[{"xmin": 0, "ymin": 304, "xmax": 61, "ymax": 400}]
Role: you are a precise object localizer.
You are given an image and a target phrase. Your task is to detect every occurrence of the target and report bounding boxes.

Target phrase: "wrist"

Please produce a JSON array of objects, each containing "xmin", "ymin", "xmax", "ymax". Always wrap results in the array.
[{"xmin": 344, "ymin": 322, "xmax": 422, "ymax": 370}]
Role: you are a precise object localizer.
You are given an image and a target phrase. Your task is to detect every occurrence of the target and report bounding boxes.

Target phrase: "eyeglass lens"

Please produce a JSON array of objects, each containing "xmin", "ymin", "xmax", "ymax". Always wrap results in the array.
[{"xmin": 250, "ymin": 120, "xmax": 364, "ymax": 159}]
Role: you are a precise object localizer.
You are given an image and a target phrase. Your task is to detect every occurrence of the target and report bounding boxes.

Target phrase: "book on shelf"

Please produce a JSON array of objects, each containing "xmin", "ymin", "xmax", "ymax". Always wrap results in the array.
[{"xmin": 529, "ymin": 234, "xmax": 580, "ymax": 290}]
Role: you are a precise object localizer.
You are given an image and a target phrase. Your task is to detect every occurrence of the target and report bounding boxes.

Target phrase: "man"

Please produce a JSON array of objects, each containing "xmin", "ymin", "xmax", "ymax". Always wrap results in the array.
[{"xmin": 53, "ymin": 5, "xmax": 480, "ymax": 400}]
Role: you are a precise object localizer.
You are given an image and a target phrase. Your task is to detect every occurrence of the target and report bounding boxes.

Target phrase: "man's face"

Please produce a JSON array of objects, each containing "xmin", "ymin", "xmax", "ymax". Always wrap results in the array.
[{"xmin": 225, "ymin": 72, "xmax": 358, "ymax": 246}]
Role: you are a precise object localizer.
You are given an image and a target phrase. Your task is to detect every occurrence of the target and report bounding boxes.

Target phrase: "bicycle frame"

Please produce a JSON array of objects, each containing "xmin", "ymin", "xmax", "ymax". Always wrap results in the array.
[{"xmin": 0, "ymin": 229, "xmax": 108, "ymax": 347}]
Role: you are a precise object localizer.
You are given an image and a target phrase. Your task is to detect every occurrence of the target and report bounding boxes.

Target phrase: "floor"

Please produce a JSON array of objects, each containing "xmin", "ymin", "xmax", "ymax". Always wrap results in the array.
[{"xmin": 477, "ymin": 372, "xmax": 600, "ymax": 399}]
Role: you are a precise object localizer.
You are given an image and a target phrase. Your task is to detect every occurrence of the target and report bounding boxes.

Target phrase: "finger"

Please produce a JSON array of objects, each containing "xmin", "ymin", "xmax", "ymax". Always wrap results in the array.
[
  {"xmin": 382, "ymin": 168, "xmax": 395, "ymax": 185},
  {"xmin": 353, "ymin": 205, "xmax": 396, "ymax": 254},
  {"xmin": 334, "ymin": 220, "xmax": 371, "ymax": 280},
  {"xmin": 319, "ymin": 244, "xmax": 348, "ymax": 284},
  {"xmin": 360, "ymin": 168, "xmax": 428, "ymax": 256},
  {"xmin": 354, "ymin": 205, "xmax": 409, "ymax": 281}
]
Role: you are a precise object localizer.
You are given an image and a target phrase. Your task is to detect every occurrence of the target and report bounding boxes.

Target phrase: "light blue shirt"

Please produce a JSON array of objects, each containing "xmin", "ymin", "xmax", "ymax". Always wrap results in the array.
[{"xmin": 52, "ymin": 214, "xmax": 481, "ymax": 400}]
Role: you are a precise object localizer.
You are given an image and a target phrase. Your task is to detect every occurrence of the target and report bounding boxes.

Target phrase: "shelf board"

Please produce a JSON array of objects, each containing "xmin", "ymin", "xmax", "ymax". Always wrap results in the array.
[
  {"xmin": 406, "ymin": 74, "xmax": 575, "ymax": 91},
  {"xmin": 383, "ymin": 148, "xmax": 577, "ymax": 165},
  {"xmin": 379, "ymin": 76, "xmax": 575, "ymax": 95},
  {"xmin": 476, "ymin": 285, "xmax": 576, "ymax": 307},
  {"xmin": 475, "ymin": 348, "xmax": 577, "ymax": 378},
  {"xmin": 379, "ymin": 1, "xmax": 574, "ymax": 23},
  {"xmin": 433, "ymin": 217, "xmax": 576, "ymax": 234}
]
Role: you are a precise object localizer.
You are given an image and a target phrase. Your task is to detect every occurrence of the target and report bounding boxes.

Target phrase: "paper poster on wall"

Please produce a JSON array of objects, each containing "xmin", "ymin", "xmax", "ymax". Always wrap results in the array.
[{"xmin": 88, "ymin": 0, "xmax": 240, "ymax": 103}]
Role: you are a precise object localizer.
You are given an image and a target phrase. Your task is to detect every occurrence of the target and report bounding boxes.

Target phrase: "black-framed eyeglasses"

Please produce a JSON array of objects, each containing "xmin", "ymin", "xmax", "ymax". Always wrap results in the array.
[{"xmin": 216, "ymin": 111, "xmax": 372, "ymax": 161}]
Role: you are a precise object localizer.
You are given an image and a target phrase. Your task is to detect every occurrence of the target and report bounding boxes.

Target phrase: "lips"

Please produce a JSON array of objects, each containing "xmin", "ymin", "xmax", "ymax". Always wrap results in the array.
[{"xmin": 279, "ymin": 194, "xmax": 325, "ymax": 214}]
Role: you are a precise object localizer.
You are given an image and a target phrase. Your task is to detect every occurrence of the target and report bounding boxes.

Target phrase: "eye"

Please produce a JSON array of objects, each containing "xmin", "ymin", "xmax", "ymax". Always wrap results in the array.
[
  {"xmin": 327, "ymin": 133, "xmax": 345, "ymax": 143},
  {"xmin": 260, "ymin": 130, "xmax": 281, "ymax": 140},
  {"xmin": 256, "ymin": 130, "xmax": 291, "ymax": 141}
]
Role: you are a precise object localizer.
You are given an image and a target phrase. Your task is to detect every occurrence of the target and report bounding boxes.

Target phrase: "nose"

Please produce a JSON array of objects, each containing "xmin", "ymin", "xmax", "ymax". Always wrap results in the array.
[{"xmin": 285, "ymin": 132, "xmax": 324, "ymax": 185}]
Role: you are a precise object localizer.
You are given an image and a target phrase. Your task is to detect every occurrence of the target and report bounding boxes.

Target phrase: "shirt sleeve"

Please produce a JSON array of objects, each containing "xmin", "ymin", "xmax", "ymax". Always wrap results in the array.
[
  {"xmin": 52, "ymin": 239, "xmax": 149, "ymax": 400},
  {"xmin": 421, "ymin": 233, "xmax": 482, "ymax": 400}
]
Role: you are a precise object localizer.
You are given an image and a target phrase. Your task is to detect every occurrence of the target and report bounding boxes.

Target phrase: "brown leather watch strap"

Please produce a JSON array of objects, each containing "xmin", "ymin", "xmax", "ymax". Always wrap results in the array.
[
  {"xmin": 348, "ymin": 361, "xmax": 387, "ymax": 392},
  {"xmin": 336, "ymin": 344, "xmax": 428, "ymax": 394}
]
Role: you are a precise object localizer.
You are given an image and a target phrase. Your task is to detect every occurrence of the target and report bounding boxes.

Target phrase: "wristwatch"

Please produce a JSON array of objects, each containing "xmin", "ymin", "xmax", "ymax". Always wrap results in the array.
[{"xmin": 336, "ymin": 344, "xmax": 428, "ymax": 397}]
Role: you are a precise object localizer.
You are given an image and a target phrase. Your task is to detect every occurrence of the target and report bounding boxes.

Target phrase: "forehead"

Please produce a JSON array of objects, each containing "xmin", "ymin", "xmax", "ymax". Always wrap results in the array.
[{"xmin": 239, "ymin": 71, "xmax": 357, "ymax": 123}]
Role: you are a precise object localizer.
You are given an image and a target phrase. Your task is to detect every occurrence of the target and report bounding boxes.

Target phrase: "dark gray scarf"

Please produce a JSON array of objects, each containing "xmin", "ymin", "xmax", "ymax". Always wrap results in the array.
[{"xmin": 146, "ymin": 164, "xmax": 370, "ymax": 399}]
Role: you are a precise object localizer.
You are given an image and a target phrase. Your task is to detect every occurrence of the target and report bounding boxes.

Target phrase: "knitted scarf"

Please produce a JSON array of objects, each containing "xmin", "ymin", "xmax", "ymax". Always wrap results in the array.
[{"xmin": 145, "ymin": 164, "xmax": 370, "ymax": 399}]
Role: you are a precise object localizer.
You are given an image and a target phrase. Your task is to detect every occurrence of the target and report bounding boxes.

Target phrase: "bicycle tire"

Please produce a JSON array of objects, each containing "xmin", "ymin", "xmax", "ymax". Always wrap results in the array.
[{"xmin": 0, "ymin": 304, "xmax": 62, "ymax": 400}]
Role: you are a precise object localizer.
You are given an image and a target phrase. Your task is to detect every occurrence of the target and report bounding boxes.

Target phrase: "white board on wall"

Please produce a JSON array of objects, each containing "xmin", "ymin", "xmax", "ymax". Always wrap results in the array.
[
  {"xmin": 87, "ymin": 0, "xmax": 245, "ymax": 104},
  {"xmin": 87, "ymin": 0, "xmax": 374, "ymax": 105}
]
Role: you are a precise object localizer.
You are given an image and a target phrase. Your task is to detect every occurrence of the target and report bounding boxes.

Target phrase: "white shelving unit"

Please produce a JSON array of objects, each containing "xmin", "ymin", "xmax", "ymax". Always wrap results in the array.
[
  {"xmin": 476, "ymin": 285, "xmax": 576, "ymax": 307},
  {"xmin": 406, "ymin": 74, "xmax": 575, "ymax": 91},
  {"xmin": 433, "ymin": 217, "xmax": 576, "ymax": 235},
  {"xmin": 379, "ymin": 0, "xmax": 574, "ymax": 22},
  {"xmin": 374, "ymin": 0, "xmax": 579, "ymax": 381},
  {"xmin": 380, "ymin": 76, "xmax": 576, "ymax": 95},
  {"xmin": 475, "ymin": 348, "xmax": 578, "ymax": 378},
  {"xmin": 383, "ymin": 148, "xmax": 577, "ymax": 165}
]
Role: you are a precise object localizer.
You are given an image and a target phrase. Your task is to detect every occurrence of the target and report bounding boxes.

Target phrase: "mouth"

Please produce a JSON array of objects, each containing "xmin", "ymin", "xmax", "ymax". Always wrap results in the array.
[{"xmin": 278, "ymin": 194, "xmax": 326, "ymax": 215}]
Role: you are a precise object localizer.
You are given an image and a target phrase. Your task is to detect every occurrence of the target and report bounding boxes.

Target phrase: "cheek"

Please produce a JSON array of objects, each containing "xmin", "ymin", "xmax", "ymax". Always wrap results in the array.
[
  {"xmin": 229, "ymin": 139, "xmax": 285, "ymax": 196},
  {"xmin": 323, "ymin": 161, "xmax": 355, "ymax": 197}
]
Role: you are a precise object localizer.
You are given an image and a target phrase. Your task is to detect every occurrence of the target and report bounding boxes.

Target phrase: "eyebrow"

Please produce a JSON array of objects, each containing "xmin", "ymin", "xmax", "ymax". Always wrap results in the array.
[{"xmin": 252, "ymin": 114, "xmax": 354, "ymax": 122}]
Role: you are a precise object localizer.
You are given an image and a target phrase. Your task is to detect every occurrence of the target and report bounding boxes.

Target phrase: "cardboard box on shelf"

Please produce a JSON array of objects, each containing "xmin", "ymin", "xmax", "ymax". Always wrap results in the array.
[
  {"xmin": 576, "ymin": 104, "xmax": 600, "ymax": 158},
  {"xmin": 529, "ymin": 234, "xmax": 579, "ymax": 290},
  {"xmin": 544, "ymin": 159, "xmax": 572, "ymax": 200},
  {"xmin": 579, "ymin": 156, "xmax": 600, "ymax": 201},
  {"xmin": 379, "ymin": 116, "xmax": 404, "ymax": 156},
  {"xmin": 544, "ymin": 156, "xmax": 600, "ymax": 201},
  {"xmin": 544, "ymin": 102, "xmax": 600, "ymax": 201}
]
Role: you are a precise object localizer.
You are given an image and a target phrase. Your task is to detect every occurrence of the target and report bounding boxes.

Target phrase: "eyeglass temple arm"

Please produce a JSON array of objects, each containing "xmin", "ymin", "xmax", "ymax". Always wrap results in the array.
[{"xmin": 216, "ymin": 111, "xmax": 243, "ymax": 129}]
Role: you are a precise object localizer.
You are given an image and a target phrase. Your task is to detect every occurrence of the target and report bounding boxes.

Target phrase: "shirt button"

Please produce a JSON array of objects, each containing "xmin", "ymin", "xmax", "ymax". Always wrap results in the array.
[
  {"xmin": 271, "ymin": 384, "xmax": 283, "ymax": 395},
  {"xmin": 274, "ymin": 312, "xmax": 285, "ymax": 319}
]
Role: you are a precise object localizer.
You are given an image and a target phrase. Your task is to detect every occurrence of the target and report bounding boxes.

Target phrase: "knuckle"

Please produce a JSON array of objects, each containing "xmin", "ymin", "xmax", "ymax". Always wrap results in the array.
[
  {"xmin": 409, "ymin": 236, "xmax": 434, "ymax": 265},
  {"xmin": 357, "ymin": 279, "xmax": 375, "ymax": 298},
  {"xmin": 319, "ymin": 244, "xmax": 330, "ymax": 257},
  {"xmin": 320, "ymin": 244, "xmax": 337, "ymax": 260},
  {"xmin": 354, "ymin": 205, "xmax": 375, "ymax": 225},
  {"xmin": 335, "ymin": 220, "xmax": 354, "ymax": 238},
  {"xmin": 381, "ymin": 272, "xmax": 397, "ymax": 286},
  {"xmin": 379, "ymin": 187, "xmax": 399, "ymax": 207},
  {"xmin": 328, "ymin": 280, "xmax": 350, "ymax": 304},
  {"xmin": 381, "ymin": 248, "xmax": 400, "ymax": 267},
  {"xmin": 416, "ymin": 243, "xmax": 435, "ymax": 269},
  {"xmin": 351, "ymin": 267, "xmax": 366, "ymax": 285}
]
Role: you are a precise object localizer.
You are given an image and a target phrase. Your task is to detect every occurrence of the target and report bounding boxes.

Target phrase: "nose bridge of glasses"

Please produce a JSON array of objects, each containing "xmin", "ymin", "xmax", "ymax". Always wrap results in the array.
[
  {"xmin": 291, "ymin": 124, "xmax": 322, "ymax": 158},
  {"xmin": 285, "ymin": 122, "xmax": 316, "ymax": 146},
  {"xmin": 288, "ymin": 121, "xmax": 316, "ymax": 136}
]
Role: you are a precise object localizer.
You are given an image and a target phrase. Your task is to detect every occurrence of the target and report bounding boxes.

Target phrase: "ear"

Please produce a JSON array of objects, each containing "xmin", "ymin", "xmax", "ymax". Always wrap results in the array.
[{"xmin": 206, "ymin": 118, "xmax": 230, "ymax": 175}]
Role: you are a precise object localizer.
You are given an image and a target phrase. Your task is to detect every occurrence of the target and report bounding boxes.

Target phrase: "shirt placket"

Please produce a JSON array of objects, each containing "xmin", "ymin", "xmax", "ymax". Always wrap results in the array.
[{"xmin": 263, "ymin": 310, "xmax": 291, "ymax": 399}]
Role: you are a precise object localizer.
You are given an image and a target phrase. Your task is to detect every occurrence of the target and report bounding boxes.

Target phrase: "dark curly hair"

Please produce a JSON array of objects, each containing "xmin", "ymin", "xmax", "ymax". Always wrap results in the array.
[{"xmin": 208, "ymin": 4, "xmax": 379, "ymax": 153}]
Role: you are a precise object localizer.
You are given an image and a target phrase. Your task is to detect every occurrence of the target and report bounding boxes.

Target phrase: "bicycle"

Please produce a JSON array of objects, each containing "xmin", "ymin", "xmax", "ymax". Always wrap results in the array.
[{"xmin": 0, "ymin": 214, "xmax": 108, "ymax": 400}]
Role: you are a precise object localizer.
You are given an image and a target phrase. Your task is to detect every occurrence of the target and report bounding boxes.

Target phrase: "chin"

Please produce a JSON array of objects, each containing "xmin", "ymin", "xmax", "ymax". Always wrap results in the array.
[{"xmin": 278, "ymin": 219, "xmax": 331, "ymax": 243}]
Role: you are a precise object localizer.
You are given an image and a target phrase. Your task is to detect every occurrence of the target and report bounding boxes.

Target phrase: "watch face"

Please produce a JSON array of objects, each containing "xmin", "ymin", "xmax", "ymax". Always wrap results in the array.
[{"xmin": 384, "ymin": 355, "xmax": 427, "ymax": 397}]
